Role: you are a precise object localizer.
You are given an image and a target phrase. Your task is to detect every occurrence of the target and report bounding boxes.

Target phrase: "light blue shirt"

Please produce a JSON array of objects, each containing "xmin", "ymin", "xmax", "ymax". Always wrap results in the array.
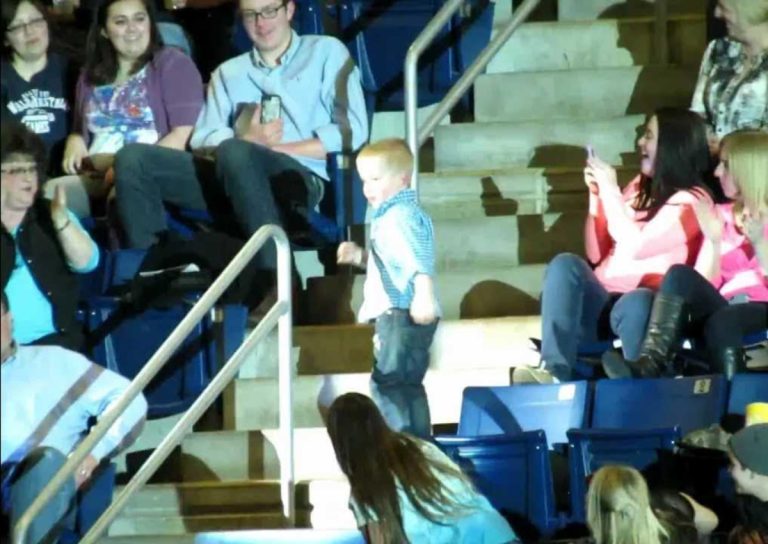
[
  {"xmin": 190, "ymin": 32, "xmax": 369, "ymax": 180},
  {"xmin": 350, "ymin": 440, "xmax": 519, "ymax": 544},
  {"xmin": 6, "ymin": 210, "xmax": 99, "ymax": 344},
  {"xmin": 359, "ymin": 189, "xmax": 441, "ymax": 322},
  {"xmin": 1, "ymin": 345, "xmax": 147, "ymax": 465}
]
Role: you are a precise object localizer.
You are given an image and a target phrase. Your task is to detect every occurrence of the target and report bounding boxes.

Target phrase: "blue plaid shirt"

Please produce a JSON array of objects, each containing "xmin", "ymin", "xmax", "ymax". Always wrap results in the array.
[{"xmin": 358, "ymin": 189, "xmax": 440, "ymax": 322}]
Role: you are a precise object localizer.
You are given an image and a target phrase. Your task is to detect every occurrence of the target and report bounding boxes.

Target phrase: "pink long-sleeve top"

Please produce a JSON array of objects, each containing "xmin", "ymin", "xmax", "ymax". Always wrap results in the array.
[
  {"xmin": 709, "ymin": 203, "xmax": 768, "ymax": 302},
  {"xmin": 585, "ymin": 175, "xmax": 708, "ymax": 293}
]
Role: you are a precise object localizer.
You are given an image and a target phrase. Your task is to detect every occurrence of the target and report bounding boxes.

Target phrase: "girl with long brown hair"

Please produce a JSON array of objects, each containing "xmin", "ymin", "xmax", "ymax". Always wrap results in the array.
[{"xmin": 326, "ymin": 393, "xmax": 518, "ymax": 544}]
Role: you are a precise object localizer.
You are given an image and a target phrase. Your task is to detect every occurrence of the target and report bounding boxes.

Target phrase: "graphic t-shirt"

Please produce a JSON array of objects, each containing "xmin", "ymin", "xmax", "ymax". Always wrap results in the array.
[
  {"xmin": 1, "ymin": 53, "xmax": 73, "ymax": 173},
  {"xmin": 85, "ymin": 65, "xmax": 158, "ymax": 154}
]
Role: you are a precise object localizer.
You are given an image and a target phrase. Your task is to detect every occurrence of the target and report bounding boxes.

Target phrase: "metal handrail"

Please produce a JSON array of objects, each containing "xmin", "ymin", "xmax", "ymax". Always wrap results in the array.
[
  {"xmin": 13, "ymin": 224, "xmax": 295, "ymax": 544},
  {"xmin": 405, "ymin": 0, "xmax": 542, "ymax": 194}
]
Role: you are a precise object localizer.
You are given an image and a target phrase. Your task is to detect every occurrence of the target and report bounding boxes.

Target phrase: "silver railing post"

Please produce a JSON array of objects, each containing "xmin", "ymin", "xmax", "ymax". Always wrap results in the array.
[
  {"xmin": 13, "ymin": 225, "xmax": 294, "ymax": 543},
  {"xmin": 404, "ymin": 0, "xmax": 541, "ymax": 197},
  {"xmin": 405, "ymin": 0, "xmax": 465, "ymax": 196}
]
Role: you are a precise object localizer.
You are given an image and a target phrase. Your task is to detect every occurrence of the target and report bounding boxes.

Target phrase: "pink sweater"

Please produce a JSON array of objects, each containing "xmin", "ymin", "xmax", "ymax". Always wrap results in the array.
[
  {"xmin": 709, "ymin": 204, "xmax": 768, "ymax": 302},
  {"xmin": 586, "ymin": 176, "xmax": 707, "ymax": 293}
]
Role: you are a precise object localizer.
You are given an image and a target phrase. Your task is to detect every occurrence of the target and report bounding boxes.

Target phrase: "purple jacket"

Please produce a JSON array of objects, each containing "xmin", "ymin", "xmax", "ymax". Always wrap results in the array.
[{"xmin": 73, "ymin": 47, "xmax": 204, "ymax": 145}]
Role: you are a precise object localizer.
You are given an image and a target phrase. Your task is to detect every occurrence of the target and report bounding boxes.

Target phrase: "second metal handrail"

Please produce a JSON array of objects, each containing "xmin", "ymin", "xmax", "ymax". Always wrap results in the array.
[
  {"xmin": 13, "ymin": 224, "xmax": 294, "ymax": 543},
  {"xmin": 405, "ymin": 0, "xmax": 543, "ymax": 194}
]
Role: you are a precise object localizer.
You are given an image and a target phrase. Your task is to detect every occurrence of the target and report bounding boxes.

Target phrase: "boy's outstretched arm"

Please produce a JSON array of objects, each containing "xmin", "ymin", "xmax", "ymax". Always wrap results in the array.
[
  {"xmin": 411, "ymin": 274, "xmax": 438, "ymax": 325},
  {"xmin": 337, "ymin": 241, "xmax": 367, "ymax": 269}
]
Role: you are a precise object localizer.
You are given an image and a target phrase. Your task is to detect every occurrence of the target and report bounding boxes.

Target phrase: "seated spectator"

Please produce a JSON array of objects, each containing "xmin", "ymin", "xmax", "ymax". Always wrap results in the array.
[
  {"xmin": 587, "ymin": 465, "xmax": 674, "ymax": 544},
  {"xmin": 113, "ymin": 0, "xmax": 368, "ymax": 291},
  {"xmin": 1, "ymin": 0, "xmax": 76, "ymax": 175},
  {"xmin": 50, "ymin": 0, "xmax": 203, "ymax": 217},
  {"xmin": 0, "ymin": 291, "xmax": 147, "ymax": 544},
  {"xmin": 514, "ymin": 108, "xmax": 715, "ymax": 384},
  {"xmin": 1, "ymin": 121, "xmax": 98, "ymax": 352},
  {"xmin": 691, "ymin": 0, "xmax": 767, "ymax": 146},
  {"xmin": 727, "ymin": 424, "xmax": 768, "ymax": 543},
  {"xmin": 603, "ymin": 131, "xmax": 767, "ymax": 379},
  {"xmin": 326, "ymin": 392, "xmax": 519, "ymax": 544}
]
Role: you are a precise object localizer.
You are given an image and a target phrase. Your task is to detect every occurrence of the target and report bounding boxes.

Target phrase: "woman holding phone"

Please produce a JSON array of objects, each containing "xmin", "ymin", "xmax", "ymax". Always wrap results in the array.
[
  {"xmin": 515, "ymin": 108, "xmax": 717, "ymax": 384},
  {"xmin": 46, "ymin": 0, "xmax": 203, "ymax": 217}
]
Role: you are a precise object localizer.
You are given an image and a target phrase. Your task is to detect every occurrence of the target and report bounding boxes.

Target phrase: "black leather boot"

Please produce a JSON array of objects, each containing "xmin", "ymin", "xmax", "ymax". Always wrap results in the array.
[
  {"xmin": 626, "ymin": 293, "xmax": 687, "ymax": 378},
  {"xmin": 712, "ymin": 346, "xmax": 747, "ymax": 380}
]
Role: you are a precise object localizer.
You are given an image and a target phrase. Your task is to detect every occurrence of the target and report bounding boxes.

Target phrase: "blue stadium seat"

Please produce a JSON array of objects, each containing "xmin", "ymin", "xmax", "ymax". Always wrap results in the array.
[
  {"xmin": 728, "ymin": 373, "xmax": 768, "ymax": 416},
  {"xmin": 436, "ymin": 431, "xmax": 563, "ymax": 537},
  {"xmin": 457, "ymin": 382, "xmax": 591, "ymax": 448},
  {"xmin": 83, "ymin": 250, "xmax": 248, "ymax": 418},
  {"xmin": 334, "ymin": 0, "xmax": 493, "ymax": 111},
  {"xmin": 591, "ymin": 375, "xmax": 727, "ymax": 435},
  {"xmin": 55, "ymin": 462, "xmax": 116, "ymax": 544},
  {"xmin": 233, "ymin": 0, "xmax": 326, "ymax": 55},
  {"xmin": 566, "ymin": 427, "xmax": 680, "ymax": 522}
]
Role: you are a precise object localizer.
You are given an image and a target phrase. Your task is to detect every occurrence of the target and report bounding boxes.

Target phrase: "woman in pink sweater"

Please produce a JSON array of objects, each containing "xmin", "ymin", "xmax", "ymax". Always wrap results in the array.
[
  {"xmin": 605, "ymin": 130, "xmax": 767, "ymax": 379},
  {"xmin": 515, "ymin": 108, "xmax": 716, "ymax": 384}
]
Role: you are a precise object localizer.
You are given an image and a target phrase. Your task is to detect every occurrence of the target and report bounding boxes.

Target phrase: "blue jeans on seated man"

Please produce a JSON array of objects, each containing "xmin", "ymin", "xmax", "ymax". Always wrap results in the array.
[
  {"xmin": 540, "ymin": 253, "xmax": 654, "ymax": 381},
  {"xmin": 114, "ymin": 140, "xmax": 323, "ymax": 271},
  {"xmin": 2, "ymin": 447, "xmax": 76, "ymax": 544},
  {"xmin": 371, "ymin": 309, "xmax": 438, "ymax": 439}
]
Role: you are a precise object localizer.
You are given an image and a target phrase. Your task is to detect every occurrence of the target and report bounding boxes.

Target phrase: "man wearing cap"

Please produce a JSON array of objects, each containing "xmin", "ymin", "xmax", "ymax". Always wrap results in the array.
[{"xmin": 728, "ymin": 423, "xmax": 768, "ymax": 543}]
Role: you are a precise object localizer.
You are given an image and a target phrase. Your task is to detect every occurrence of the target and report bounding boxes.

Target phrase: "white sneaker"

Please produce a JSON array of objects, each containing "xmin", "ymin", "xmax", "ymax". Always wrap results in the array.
[{"xmin": 512, "ymin": 366, "xmax": 559, "ymax": 384}]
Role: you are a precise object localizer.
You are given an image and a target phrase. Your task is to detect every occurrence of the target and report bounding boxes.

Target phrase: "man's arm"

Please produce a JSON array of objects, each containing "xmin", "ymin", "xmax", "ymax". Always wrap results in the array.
[
  {"xmin": 189, "ymin": 67, "xmax": 236, "ymax": 151},
  {"xmin": 313, "ymin": 40, "xmax": 369, "ymax": 154},
  {"xmin": 272, "ymin": 139, "xmax": 327, "ymax": 161}
]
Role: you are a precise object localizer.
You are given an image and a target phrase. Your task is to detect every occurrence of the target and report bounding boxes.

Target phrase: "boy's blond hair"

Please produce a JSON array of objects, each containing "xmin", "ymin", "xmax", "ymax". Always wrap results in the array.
[
  {"xmin": 722, "ymin": 131, "xmax": 768, "ymax": 214},
  {"xmin": 722, "ymin": 0, "xmax": 768, "ymax": 25},
  {"xmin": 357, "ymin": 138, "xmax": 414, "ymax": 177}
]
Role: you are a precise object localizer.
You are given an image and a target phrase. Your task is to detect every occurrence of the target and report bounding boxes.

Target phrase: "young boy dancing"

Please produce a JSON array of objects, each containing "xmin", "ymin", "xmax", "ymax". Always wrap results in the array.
[{"xmin": 337, "ymin": 138, "xmax": 440, "ymax": 438}]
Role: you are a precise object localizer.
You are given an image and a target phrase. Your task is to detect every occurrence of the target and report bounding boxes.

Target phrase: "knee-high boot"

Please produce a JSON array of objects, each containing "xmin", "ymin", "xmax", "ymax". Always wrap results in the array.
[
  {"xmin": 711, "ymin": 346, "xmax": 747, "ymax": 380},
  {"xmin": 626, "ymin": 293, "xmax": 687, "ymax": 378}
]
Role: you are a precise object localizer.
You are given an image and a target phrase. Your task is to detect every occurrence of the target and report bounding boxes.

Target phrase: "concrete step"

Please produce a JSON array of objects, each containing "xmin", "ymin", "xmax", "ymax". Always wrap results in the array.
[
  {"xmin": 475, "ymin": 66, "xmax": 698, "ymax": 122},
  {"xmin": 487, "ymin": 16, "xmax": 705, "ymax": 73},
  {"xmin": 239, "ymin": 316, "xmax": 541, "ymax": 379},
  {"xmin": 419, "ymin": 166, "xmax": 636, "ymax": 219},
  {"xmin": 557, "ymin": 0, "xmax": 706, "ymax": 20},
  {"xmin": 226, "ymin": 367, "xmax": 514, "ymax": 431},
  {"xmin": 433, "ymin": 213, "xmax": 585, "ymax": 269},
  {"xmin": 305, "ymin": 264, "xmax": 547, "ymax": 324},
  {"xmin": 434, "ymin": 114, "xmax": 645, "ymax": 171}
]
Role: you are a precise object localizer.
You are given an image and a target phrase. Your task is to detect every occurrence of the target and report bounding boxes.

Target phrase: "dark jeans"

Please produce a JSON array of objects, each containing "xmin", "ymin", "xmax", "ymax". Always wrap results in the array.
[
  {"xmin": 371, "ymin": 309, "xmax": 438, "ymax": 439},
  {"xmin": 2, "ymin": 448, "xmax": 75, "ymax": 544},
  {"xmin": 660, "ymin": 264, "xmax": 768, "ymax": 359},
  {"xmin": 114, "ymin": 140, "xmax": 323, "ymax": 270},
  {"xmin": 541, "ymin": 253, "xmax": 654, "ymax": 381}
]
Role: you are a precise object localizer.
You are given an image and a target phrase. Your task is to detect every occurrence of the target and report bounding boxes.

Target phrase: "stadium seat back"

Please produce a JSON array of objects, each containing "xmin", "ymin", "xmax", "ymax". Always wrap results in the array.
[
  {"xmin": 436, "ymin": 431, "xmax": 561, "ymax": 536},
  {"xmin": 567, "ymin": 427, "xmax": 680, "ymax": 522},
  {"xmin": 592, "ymin": 375, "xmax": 727, "ymax": 435},
  {"xmin": 728, "ymin": 373, "xmax": 768, "ymax": 416},
  {"xmin": 458, "ymin": 382, "xmax": 590, "ymax": 448}
]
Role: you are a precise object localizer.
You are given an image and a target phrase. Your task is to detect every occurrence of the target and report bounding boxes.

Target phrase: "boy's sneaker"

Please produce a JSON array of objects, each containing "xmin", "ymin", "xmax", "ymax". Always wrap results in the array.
[{"xmin": 512, "ymin": 366, "xmax": 559, "ymax": 384}]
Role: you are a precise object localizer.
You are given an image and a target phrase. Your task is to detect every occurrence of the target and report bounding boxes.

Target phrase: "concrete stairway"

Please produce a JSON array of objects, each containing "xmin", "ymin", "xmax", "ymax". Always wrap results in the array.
[{"xmin": 103, "ymin": 0, "xmax": 708, "ymax": 539}]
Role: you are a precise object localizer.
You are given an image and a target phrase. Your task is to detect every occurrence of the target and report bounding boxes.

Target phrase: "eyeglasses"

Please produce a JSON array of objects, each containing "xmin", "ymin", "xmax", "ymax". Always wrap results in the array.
[
  {"xmin": 1, "ymin": 165, "xmax": 37, "ymax": 177},
  {"xmin": 6, "ymin": 17, "xmax": 46, "ymax": 35},
  {"xmin": 240, "ymin": 1, "xmax": 286, "ymax": 24}
]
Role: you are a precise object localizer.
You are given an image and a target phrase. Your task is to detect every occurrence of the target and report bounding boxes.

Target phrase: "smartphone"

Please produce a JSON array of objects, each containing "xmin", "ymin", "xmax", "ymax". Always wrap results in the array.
[{"xmin": 260, "ymin": 95, "xmax": 281, "ymax": 124}]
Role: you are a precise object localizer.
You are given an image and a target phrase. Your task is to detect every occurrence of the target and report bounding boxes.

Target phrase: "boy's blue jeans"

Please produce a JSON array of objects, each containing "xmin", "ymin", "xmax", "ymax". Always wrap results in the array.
[{"xmin": 371, "ymin": 309, "xmax": 438, "ymax": 439}]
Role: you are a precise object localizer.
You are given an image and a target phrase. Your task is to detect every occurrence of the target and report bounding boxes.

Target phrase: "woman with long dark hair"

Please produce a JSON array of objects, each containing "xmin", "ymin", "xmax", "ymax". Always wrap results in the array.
[
  {"xmin": 515, "ymin": 108, "xmax": 716, "ymax": 384},
  {"xmin": 604, "ymin": 130, "xmax": 767, "ymax": 379},
  {"xmin": 48, "ymin": 0, "xmax": 203, "ymax": 217},
  {"xmin": 1, "ymin": 0, "xmax": 75, "ymax": 175},
  {"xmin": 326, "ymin": 393, "xmax": 518, "ymax": 544}
]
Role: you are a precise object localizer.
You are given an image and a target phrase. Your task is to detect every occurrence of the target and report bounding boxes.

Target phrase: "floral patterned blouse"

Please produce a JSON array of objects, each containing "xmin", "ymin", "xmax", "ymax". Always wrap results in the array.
[
  {"xmin": 85, "ymin": 65, "xmax": 159, "ymax": 154},
  {"xmin": 691, "ymin": 38, "xmax": 768, "ymax": 139}
]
